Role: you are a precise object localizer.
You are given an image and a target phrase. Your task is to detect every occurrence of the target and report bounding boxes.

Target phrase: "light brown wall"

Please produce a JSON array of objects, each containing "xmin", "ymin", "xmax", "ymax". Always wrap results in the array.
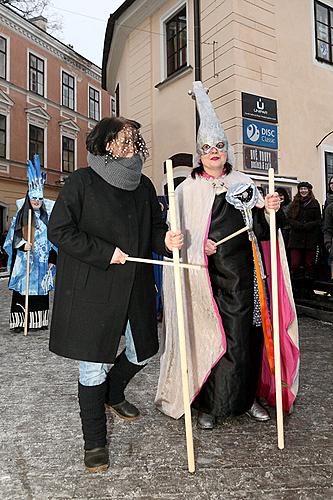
[{"xmin": 107, "ymin": 0, "xmax": 333, "ymax": 200}]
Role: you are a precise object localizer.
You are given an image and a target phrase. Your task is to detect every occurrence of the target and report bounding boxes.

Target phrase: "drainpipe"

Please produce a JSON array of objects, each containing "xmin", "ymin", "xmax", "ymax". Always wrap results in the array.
[{"xmin": 193, "ymin": 0, "xmax": 201, "ymax": 132}]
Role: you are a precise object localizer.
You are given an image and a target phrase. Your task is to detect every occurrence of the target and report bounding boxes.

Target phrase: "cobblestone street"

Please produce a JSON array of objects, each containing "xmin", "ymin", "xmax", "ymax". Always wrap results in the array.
[{"xmin": 0, "ymin": 278, "xmax": 332, "ymax": 499}]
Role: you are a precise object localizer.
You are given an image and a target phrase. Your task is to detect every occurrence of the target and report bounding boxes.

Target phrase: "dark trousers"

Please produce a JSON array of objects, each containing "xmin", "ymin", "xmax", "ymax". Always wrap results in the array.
[{"xmin": 290, "ymin": 249, "xmax": 316, "ymax": 276}]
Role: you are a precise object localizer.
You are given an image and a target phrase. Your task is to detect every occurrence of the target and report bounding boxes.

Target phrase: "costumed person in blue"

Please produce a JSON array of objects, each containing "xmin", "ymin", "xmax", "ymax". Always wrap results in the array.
[{"xmin": 4, "ymin": 155, "xmax": 56, "ymax": 333}]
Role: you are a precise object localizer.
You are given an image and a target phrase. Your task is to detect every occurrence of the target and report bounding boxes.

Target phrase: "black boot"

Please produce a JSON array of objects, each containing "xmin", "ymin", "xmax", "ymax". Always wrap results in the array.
[
  {"xmin": 78, "ymin": 382, "xmax": 109, "ymax": 473},
  {"xmin": 106, "ymin": 350, "xmax": 145, "ymax": 420}
]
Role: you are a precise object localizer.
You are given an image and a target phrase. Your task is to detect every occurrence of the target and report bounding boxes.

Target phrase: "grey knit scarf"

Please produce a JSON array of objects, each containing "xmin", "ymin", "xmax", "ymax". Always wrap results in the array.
[{"xmin": 87, "ymin": 152, "xmax": 143, "ymax": 191}]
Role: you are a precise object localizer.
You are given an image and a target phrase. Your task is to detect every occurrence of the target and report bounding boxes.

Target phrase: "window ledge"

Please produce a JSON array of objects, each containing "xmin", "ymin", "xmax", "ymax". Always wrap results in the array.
[{"xmin": 155, "ymin": 65, "xmax": 193, "ymax": 90}]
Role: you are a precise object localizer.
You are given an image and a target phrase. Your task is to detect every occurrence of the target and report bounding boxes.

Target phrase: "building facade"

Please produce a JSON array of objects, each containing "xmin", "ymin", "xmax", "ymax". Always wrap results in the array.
[
  {"xmin": 0, "ymin": 4, "xmax": 112, "ymax": 233},
  {"xmin": 102, "ymin": 0, "xmax": 333, "ymax": 201}
]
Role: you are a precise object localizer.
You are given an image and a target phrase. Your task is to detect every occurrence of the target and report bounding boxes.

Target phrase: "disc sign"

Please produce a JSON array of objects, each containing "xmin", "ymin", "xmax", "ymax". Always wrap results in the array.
[{"xmin": 243, "ymin": 119, "xmax": 278, "ymax": 150}]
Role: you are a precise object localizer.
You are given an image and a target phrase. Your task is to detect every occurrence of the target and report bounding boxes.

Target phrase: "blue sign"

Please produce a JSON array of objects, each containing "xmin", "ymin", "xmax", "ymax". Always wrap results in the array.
[{"xmin": 243, "ymin": 119, "xmax": 278, "ymax": 150}]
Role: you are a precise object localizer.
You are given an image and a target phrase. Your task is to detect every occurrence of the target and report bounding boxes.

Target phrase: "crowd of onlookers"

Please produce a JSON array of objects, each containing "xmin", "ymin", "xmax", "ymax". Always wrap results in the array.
[
  {"xmin": 275, "ymin": 177, "xmax": 333, "ymax": 298},
  {"xmin": 1, "ymin": 178, "xmax": 333, "ymax": 300}
]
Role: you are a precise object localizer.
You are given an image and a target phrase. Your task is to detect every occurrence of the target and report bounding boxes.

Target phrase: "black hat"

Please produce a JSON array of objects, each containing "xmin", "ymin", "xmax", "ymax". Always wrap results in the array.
[{"xmin": 297, "ymin": 181, "xmax": 313, "ymax": 190}]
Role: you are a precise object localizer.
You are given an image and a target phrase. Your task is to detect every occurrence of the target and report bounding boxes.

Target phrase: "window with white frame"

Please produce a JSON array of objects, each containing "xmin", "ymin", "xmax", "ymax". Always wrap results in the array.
[
  {"xmin": 29, "ymin": 124, "xmax": 44, "ymax": 166},
  {"xmin": 165, "ymin": 5, "xmax": 187, "ymax": 77},
  {"xmin": 315, "ymin": 1, "xmax": 333, "ymax": 64},
  {"xmin": 0, "ymin": 36, "xmax": 6, "ymax": 80},
  {"xmin": 110, "ymin": 96, "xmax": 116, "ymax": 117},
  {"xmin": 29, "ymin": 53, "xmax": 45, "ymax": 96},
  {"xmin": 62, "ymin": 71, "xmax": 75, "ymax": 110},
  {"xmin": 89, "ymin": 86, "xmax": 100, "ymax": 121},
  {"xmin": 325, "ymin": 151, "xmax": 333, "ymax": 188},
  {"xmin": 0, "ymin": 114, "xmax": 6, "ymax": 158},
  {"xmin": 62, "ymin": 136, "xmax": 75, "ymax": 173}
]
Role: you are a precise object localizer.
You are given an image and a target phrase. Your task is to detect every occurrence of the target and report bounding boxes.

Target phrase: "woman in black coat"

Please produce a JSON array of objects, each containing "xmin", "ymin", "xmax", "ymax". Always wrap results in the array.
[
  {"xmin": 287, "ymin": 181, "xmax": 321, "ymax": 297},
  {"xmin": 48, "ymin": 117, "xmax": 182, "ymax": 473}
]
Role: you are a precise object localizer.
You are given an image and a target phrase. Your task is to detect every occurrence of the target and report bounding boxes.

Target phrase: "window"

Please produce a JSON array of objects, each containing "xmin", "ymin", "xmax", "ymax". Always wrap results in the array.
[
  {"xmin": 0, "ymin": 114, "xmax": 6, "ymax": 158},
  {"xmin": 165, "ymin": 6, "xmax": 187, "ymax": 77},
  {"xmin": 89, "ymin": 87, "xmax": 100, "ymax": 121},
  {"xmin": 115, "ymin": 83, "xmax": 120, "ymax": 117},
  {"xmin": 29, "ymin": 125, "xmax": 44, "ymax": 166},
  {"xmin": 111, "ymin": 96, "xmax": 116, "ymax": 117},
  {"xmin": 0, "ymin": 36, "xmax": 6, "ymax": 80},
  {"xmin": 29, "ymin": 53, "xmax": 45, "ymax": 96},
  {"xmin": 315, "ymin": 1, "xmax": 333, "ymax": 64},
  {"xmin": 62, "ymin": 136, "xmax": 75, "ymax": 173},
  {"xmin": 62, "ymin": 72, "xmax": 75, "ymax": 110},
  {"xmin": 325, "ymin": 151, "xmax": 333, "ymax": 189}
]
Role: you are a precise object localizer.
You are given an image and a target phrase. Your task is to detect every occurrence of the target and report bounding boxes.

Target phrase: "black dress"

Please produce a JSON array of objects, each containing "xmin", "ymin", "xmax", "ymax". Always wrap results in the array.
[{"xmin": 194, "ymin": 193, "xmax": 270, "ymax": 417}]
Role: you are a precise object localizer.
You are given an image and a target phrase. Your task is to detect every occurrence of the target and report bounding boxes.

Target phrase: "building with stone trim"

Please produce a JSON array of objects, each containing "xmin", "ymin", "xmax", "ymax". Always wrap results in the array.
[
  {"xmin": 0, "ymin": 3, "xmax": 112, "ymax": 233},
  {"xmin": 102, "ymin": 0, "xmax": 333, "ymax": 202}
]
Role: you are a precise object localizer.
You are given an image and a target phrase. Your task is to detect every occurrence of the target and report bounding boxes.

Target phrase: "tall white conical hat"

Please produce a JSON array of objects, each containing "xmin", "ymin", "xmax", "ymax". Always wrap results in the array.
[{"xmin": 191, "ymin": 81, "xmax": 235, "ymax": 166}]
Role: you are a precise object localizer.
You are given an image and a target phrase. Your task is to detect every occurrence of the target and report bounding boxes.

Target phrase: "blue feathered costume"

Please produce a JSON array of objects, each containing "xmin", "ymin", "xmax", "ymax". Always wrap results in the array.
[{"xmin": 4, "ymin": 155, "xmax": 56, "ymax": 331}]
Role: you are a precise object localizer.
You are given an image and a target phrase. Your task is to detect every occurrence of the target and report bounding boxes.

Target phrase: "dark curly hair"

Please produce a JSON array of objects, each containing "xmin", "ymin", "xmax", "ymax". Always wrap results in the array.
[
  {"xmin": 86, "ymin": 116, "xmax": 146, "ymax": 157},
  {"xmin": 276, "ymin": 187, "xmax": 291, "ymax": 206},
  {"xmin": 191, "ymin": 159, "xmax": 232, "ymax": 179}
]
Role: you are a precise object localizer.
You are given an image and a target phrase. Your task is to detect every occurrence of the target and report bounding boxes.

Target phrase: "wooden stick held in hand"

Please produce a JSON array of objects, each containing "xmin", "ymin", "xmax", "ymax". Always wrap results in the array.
[
  {"xmin": 268, "ymin": 168, "xmax": 284, "ymax": 449},
  {"xmin": 166, "ymin": 159, "xmax": 195, "ymax": 473},
  {"xmin": 215, "ymin": 225, "xmax": 249, "ymax": 247},
  {"xmin": 126, "ymin": 256, "xmax": 203, "ymax": 270},
  {"xmin": 24, "ymin": 209, "xmax": 32, "ymax": 337}
]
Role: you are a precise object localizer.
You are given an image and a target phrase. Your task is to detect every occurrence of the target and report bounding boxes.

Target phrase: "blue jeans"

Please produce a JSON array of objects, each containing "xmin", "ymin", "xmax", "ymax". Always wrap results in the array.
[{"xmin": 79, "ymin": 321, "xmax": 150, "ymax": 386}]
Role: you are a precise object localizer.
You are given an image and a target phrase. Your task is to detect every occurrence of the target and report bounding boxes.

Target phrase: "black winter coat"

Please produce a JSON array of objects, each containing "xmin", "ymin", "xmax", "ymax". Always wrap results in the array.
[
  {"xmin": 324, "ymin": 202, "xmax": 333, "ymax": 257},
  {"xmin": 48, "ymin": 168, "xmax": 169, "ymax": 363},
  {"xmin": 287, "ymin": 198, "xmax": 321, "ymax": 249}
]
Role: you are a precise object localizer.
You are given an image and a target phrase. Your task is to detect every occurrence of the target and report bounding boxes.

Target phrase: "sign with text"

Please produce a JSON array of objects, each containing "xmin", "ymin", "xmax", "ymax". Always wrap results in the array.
[
  {"xmin": 243, "ymin": 119, "xmax": 278, "ymax": 150},
  {"xmin": 243, "ymin": 146, "xmax": 278, "ymax": 173},
  {"xmin": 242, "ymin": 93, "xmax": 278, "ymax": 123}
]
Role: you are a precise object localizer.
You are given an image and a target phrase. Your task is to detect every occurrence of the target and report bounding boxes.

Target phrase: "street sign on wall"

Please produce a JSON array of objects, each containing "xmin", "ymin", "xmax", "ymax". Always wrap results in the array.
[
  {"xmin": 243, "ymin": 146, "xmax": 278, "ymax": 173},
  {"xmin": 243, "ymin": 118, "xmax": 278, "ymax": 150},
  {"xmin": 242, "ymin": 93, "xmax": 278, "ymax": 123}
]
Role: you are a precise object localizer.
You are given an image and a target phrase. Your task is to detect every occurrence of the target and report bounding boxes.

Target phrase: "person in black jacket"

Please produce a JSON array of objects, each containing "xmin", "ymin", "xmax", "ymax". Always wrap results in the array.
[
  {"xmin": 287, "ymin": 181, "xmax": 321, "ymax": 297},
  {"xmin": 323, "ymin": 200, "xmax": 333, "ymax": 278},
  {"xmin": 48, "ymin": 117, "xmax": 182, "ymax": 473},
  {"xmin": 323, "ymin": 176, "xmax": 333, "ymax": 212},
  {"xmin": 276, "ymin": 187, "xmax": 291, "ymax": 251}
]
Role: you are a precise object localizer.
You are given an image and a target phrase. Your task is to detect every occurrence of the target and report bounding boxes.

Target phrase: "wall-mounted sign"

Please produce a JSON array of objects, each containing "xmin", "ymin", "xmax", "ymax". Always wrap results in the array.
[
  {"xmin": 242, "ymin": 93, "xmax": 278, "ymax": 123},
  {"xmin": 243, "ymin": 146, "xmax": 278, "ymax": 173},
  {"xmin": 243, "ymin": 118, "xmax": 278, "ymax": 150}
]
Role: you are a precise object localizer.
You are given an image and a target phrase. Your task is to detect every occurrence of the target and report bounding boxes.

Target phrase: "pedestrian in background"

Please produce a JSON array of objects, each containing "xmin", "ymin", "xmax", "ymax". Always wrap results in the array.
[
  {"xmin": 0, "ymin": 230, "xmax": 8, "ymax": 269},
  {"xmin": 323, "ymin": 200, "xmax": 333, "ymax": 279},
  {"xmin": 323, "ymin": 176, "xmax": 333, "ymax": 212},
  {"xmin": 287, "ymin": 181, "xmax": 321, "ymax": 298},
  {"xmin": 276, "ymin": 187, "xmax": 291, "ymax": 249}
]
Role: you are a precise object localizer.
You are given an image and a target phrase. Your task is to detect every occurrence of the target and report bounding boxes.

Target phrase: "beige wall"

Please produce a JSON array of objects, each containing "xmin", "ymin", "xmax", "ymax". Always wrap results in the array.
[
  {"xmin": 113, "ymin": 0, "xmax": 196, "ymax": 193},
  {"xmin": 107, "ymin": 0, "xmax": 333, "ymax": 200},
  {"xmin": 277, "ymin": 0, "xmax": 333, "ymax": 202}
]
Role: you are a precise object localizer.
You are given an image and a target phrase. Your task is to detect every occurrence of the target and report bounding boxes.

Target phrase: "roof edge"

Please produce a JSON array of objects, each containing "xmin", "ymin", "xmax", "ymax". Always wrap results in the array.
[{"xmin": 102, "ymin": 0, "xmax": 137, "ymax": 90}]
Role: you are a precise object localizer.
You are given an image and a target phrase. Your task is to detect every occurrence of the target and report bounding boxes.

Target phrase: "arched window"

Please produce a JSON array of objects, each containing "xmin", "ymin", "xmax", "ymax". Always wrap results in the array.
[{"xmin": 162, "ymin": 152, "xmax": 193, "ymax": 195}]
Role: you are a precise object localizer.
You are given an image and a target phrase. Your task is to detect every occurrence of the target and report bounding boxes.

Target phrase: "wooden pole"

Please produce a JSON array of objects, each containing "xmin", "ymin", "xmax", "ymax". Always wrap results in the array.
[
  {"xmin": 166, "ymin": 159, "xmax": 195, "ymax": 473},
  {"xmin": 24, "ymin": 209, "xmax": 32, "ymax": 337},
  {"xmin": 268, "ymin": 168, "xmax": 284, "ymax": 449},
  {"xmin": 215, "ymin": 225, "xmax": 249, "ymax": 247},
  {"xmin": 126, "ymin": 256, "xmax": 203, "ymax": 271}
]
